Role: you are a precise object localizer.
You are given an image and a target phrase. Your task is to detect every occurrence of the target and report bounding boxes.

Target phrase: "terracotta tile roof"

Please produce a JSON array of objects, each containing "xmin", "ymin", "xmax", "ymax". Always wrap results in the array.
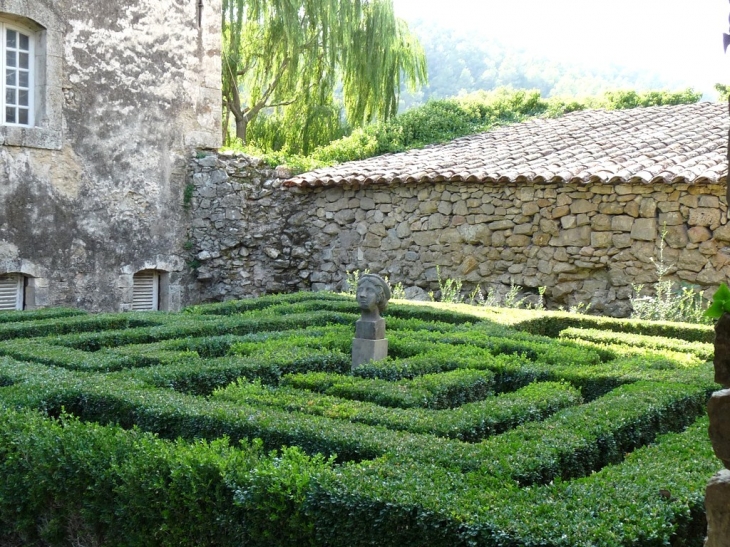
[{"xmin": 284, "ymin": 102, "xmax": 729, "ymax": 188}]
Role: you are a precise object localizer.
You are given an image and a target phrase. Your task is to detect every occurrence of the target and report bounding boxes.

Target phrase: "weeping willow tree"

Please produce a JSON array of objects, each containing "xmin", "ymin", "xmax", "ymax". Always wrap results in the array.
[{"xmin": 222, "ymin": 0, "xmax": 427, "ymax": 155}]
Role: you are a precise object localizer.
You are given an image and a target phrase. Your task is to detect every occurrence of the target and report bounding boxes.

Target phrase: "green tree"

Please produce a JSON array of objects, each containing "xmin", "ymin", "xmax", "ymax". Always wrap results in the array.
[{"xmin": 222, "ymin": 0, "xmax": 427, "ymax": 154}]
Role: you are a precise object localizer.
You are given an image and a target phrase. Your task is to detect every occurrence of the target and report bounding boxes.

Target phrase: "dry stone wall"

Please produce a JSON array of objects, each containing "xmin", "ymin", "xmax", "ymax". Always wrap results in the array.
[{"xmin": 190, "ymin": 153, "xmax": 729, "ymax": 316}]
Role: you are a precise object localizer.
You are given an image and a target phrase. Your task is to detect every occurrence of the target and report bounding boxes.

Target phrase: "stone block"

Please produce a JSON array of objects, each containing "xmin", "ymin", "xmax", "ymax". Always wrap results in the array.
[
  {"xmin": 522, "ymin": 202, "xmax": 540, "ymax": 216},
  {"xmin": 532, "ymin": 232, "xmax": 551, "ymax": 245},
  {"xmin": 550, "ymin": 226, "xmax": 591, "ymax": 247},
  {"xmin": 612, "ymin": 215, "xmax": 634, "ymax": 232},
  {"xmin": 658, "ymin": 211, "xmax": 685, "ymax": 226},
  {"xmin": 664, "ymin": 225, "xmax": 689, "ymax": 249},
  {"xmin": 680, "ymin": 195, "xmax": 699, "ymax": 208},
  {"xmin": 708, "ymin": 389, "xmax": 730, "ymax": 466},
  {"xmin": 677, "ymin": 250, "xmax": 705, "ymax": 273},
  {"xmin": 612, "ymin": 234, "xmax": 632, "ymax": 248},
  {"xmin": 591, "ymin": 214, "xmax": 612, "ymax": 231},
  {"xmin": 570, "ymin": 199, "xmax": 597, "ymax": 214},
  {"xmin": 639, "ymin": 198, "xmax": 657, "ymax": 218},
  {"xmin": 624, "ymin": 200, "xmax": 640, "ymax": 218},
  {"xmin": 700, "ymin": 195, "xmax": 721, "ymax": 208},
  {"xmin": 630, "ymin": 218, "xmax": 656, "ymax": 241},
  {"xmin": 714, "ymin": 224, "xmax": 730, "ymax": 242},
  {"xmin": 489, "ymin": 220, "xmax": 514, "ymax": 230},
  {"xmin": 688, "ymin": 226, "xmax": 712, "ymax": 243},
  {"xmin": 689, "ymin": 208, "xmax": 721, "ymax": 227},
  {"xmin": 561, "ymin": 215, "xmax": 577, "ymax": 230},
  {"xmin": 439, "ymin": 229, "xmax": 464, "ymax": 244},
  {"xmin": 706, "ymin": 470, "xmax": 730, "ymax": 547},
  {"xmin": 506, "ymin": 234, "xmax": 531, "ymax": 247},
  {"xmin": 599, "ymin": 202, "xmax": 624, "ymax": 214},
  {"xmin": 591, "ymin": 232, "xmax": 613, "ymax": 248},
  {"xmin": 355, "ymin": 318, "xmax": 386, "ymax": 340}
]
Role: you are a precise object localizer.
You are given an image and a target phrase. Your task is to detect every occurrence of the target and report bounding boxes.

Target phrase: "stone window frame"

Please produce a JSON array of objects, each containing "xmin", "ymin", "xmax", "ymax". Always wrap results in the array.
[
  {"xmin": 0, "ymin": 258, "xmax": 50, "ymax": 310},
  {"xmin": 0, "ymin": 1, "xmax": 63, "ymax": 150},
  {"xmin": 119, "ymin": 257, "xmax": 186, "ymax": 312}
]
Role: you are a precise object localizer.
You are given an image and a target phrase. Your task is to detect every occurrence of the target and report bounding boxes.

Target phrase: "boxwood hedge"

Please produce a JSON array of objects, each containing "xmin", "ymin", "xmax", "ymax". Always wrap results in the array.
[{"xmin": 0, "ymin": 294, "xmax": 720, "ymax": 546}]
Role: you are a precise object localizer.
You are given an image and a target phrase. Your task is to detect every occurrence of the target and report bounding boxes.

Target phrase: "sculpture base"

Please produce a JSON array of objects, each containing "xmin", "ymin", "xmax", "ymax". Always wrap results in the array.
[
  {"xmin": 352, "ymin": 338, "xmax": 388, "ymax": 369},
  {"xmin": 706, "ymin": 469, "xmax": 730, "ymax": 547}
]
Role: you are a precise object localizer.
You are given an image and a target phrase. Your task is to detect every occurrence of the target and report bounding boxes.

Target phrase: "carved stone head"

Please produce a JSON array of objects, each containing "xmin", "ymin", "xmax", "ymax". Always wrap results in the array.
[{"xmin": 356, "ymin": 273, "xmax": 391, "ymax": 317}]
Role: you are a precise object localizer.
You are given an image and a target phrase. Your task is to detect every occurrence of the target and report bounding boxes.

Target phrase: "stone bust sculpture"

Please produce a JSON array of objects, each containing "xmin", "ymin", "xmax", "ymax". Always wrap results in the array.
[
  {"xmin": 356, "ymin": 273, "xmax": 391, "ymax": 321},
  {"xmin": 352, "ymin": 274, "xmax": 391, "ymax": 368}
]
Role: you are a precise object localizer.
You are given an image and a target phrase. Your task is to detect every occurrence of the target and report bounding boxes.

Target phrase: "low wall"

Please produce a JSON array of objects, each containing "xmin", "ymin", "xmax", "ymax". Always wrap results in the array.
[{"xmin": 188, "ymin": 152, "xmax": 730, "ymax": 316}]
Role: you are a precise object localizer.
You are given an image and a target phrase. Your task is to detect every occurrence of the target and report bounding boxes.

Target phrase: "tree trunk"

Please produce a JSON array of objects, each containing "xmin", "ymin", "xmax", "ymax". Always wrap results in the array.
[{"xmin": 235, "ymin": 116, "xmax": 248, "ymax": 144}]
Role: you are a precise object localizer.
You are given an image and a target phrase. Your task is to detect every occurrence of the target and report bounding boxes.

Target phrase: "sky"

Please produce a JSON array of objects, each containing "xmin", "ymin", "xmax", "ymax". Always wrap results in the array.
[{"xmin": 392, "ymin": 0, "xmax": 729, "ymax": 98}]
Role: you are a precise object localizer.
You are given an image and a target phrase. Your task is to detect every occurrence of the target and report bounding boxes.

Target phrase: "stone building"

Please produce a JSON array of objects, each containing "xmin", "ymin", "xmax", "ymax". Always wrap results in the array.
[
  {"xmin": 0, "ymin": 0, "xmax": 221, "ymax": 311},
  {"xmin": 189, "ymin": 102, "xmax": 729, "ymax": 316}
]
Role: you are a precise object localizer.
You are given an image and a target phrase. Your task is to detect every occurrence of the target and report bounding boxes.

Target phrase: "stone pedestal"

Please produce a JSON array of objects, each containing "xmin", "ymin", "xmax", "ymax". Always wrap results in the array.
[
  {"xmin": 708, "ymin": 390, "xmax": 730, "ymax": 470},
  {"xmin": 706, "ymin": 470, "xmax": 730, "ymax": 547},
  {"xmin": 707, "ymin": 312, "xmax": 730, "ymax": 546},
  {"xmin": 352, "ymin": 338, "xmax": 388, "ymax": 369},
  {"xmin": 355, "ymin": 318, "xmax": 385, "ymax": 340},
  {"xmin": 715, "ymin": 314, "xmax": 730, "ymax": 387}
]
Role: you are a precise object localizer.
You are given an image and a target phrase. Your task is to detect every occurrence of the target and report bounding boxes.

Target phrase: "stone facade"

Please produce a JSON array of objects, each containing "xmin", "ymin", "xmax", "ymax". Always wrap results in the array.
[
  {"xmin": 0, "ymin": 0, "xmax": 221, "ymax": 311},
  {"xmin": 189, "ymin": 153, "xmax": 729, "ymax": 316}
]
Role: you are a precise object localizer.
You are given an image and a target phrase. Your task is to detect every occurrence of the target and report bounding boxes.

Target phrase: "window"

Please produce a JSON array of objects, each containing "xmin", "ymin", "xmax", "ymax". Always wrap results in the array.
[
  {"xmin": 1, "ymin": 21, "xmax": 33, "ymax": 126},
  {"xmin": 0, "ymin": 2, "xmax": 63, "ymax": 149},
  {"xmin": 133, "ymin": 270, "xmax": 160, "ymax": 311},
  {"xmin": 0, "ymin": 273, "xmax": 23, "ymax": 310}
]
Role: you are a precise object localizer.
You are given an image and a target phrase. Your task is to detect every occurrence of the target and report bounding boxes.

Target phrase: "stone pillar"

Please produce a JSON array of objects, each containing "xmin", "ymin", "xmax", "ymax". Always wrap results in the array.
[
  {"xmin": 706, "ymin": 313, "xmax": 730, "ymax": 546},
  {"xmin": 352, "ymin": 317, "xmax": 388, "ymax": 369}
]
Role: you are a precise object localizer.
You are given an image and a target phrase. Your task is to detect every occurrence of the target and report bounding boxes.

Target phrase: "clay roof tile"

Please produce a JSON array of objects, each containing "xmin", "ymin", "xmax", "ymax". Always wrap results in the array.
[{"xmin": 283, "ymin": 103, "xmax": 729, "ymax": 188}]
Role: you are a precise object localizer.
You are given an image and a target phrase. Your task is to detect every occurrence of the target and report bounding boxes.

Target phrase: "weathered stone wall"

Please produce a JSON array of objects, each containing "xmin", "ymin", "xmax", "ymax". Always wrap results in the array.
[
  {"xmin": 0, "ymin": 0, "xmax": 221, "ymax": 311},
  {"xmin": 189, "ymin": 153, "xmax": 729, "ymax": 316}
]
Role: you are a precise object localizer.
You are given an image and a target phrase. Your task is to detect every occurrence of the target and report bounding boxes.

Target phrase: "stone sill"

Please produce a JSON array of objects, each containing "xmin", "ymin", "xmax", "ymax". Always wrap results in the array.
[{"xmin": 0, "ymin": 125, "xmax": 62, "ymax": 150}]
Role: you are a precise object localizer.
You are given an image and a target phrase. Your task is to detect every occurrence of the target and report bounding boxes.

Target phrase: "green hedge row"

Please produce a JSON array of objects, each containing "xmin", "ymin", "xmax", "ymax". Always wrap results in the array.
[
  {"xmin": 354, "ymin": 340, "xmax": 714, "ymax": 400},
  {"xmin": 514, "ymin": 312, "xmax": 714, "ymax": 342},
  {"xmin": 0, "ymin": 405, "xmax": 711, "ymax": 547},
  {"xmin": 559, "ymin": 326, "xmax": 714, "ymax": 360},
  {"xmin": 0, "ymin": 307, "xmax": 86, "ymax": 324},
  {"xmin": 0, "ymin": 313, "xmax": 162, "ymax": 341},
  {"xmin": 182, "ymin": 290, "xmax": 354, "ymax": 315},
  {"xmin": 50, "ymin": 311, "xmax": 355, "ymax": 352},
  {"xmin": 281, "ymin": 369, "xmax": 495, "ymax": 409},
  {"xmin": 309, "ymin": 416, "xmax": 714, "ymax": 547},
  {"xmin": 0, "ymin": 406, "xmax": 336, "ymax": 547},
  {"xmin": 0, "ymin": 339, "xmax": 136, "ymax": 372},
  {"xmin": 214, "ymin": 380, "xmax": 581, "ymax": 442},
  {"xmin": 186, "ymin": 292, "xmax": 481, "ymax": 326},
  {"xmin": 0, "ymin": 359, "xmax": 711, "ymax": 483}
]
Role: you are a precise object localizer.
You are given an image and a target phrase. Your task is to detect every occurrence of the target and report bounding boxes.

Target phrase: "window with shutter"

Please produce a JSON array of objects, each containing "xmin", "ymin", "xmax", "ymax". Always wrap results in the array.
[
  {"xmin": 132, "ymin": 270, "xmax": 159, "ymax": 311},
  {"xmin": 0, "ymin": 273, "xmax": 22, "ymax": 310}
]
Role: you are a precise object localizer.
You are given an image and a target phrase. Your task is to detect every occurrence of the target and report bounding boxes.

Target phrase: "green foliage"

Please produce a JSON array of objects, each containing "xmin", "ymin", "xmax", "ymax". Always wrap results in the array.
[
  {"xmin": 600, "ymin": 88, "xmax": 703, "ymax": 109},
  {"xmin": 222, "ymin": 0, "xmax": 426, "ymax": 154},
  {"xmin": 182, "ymin": 182, "xmax": 194, "ymax": 209},
  {"xmin": 704, "ymin": 283, "xmax": 730, "ymax": 319},
  {"xmin": 715, "ymin": 83, "xmax": 730, "ymax": 101},
  {"xmin": 429, "ymin": 265, "xmax": 463, "ymax": 304}
]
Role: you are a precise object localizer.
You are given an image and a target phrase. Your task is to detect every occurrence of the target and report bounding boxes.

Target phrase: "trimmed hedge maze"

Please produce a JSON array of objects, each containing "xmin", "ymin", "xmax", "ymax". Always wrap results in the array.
[{"xmin": 0, "ymin": 293, "xmax": 719, "ymax": 546}]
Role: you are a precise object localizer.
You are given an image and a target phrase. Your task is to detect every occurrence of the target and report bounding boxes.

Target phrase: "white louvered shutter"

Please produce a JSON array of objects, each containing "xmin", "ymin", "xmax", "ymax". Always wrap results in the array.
[
  {"xmin": 132, "ymin": 270, "xmax": 159, "ymax": 311},
  {"xmin": 0, "ymin": 274, "xmax": 22, "ymax": 310}
]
